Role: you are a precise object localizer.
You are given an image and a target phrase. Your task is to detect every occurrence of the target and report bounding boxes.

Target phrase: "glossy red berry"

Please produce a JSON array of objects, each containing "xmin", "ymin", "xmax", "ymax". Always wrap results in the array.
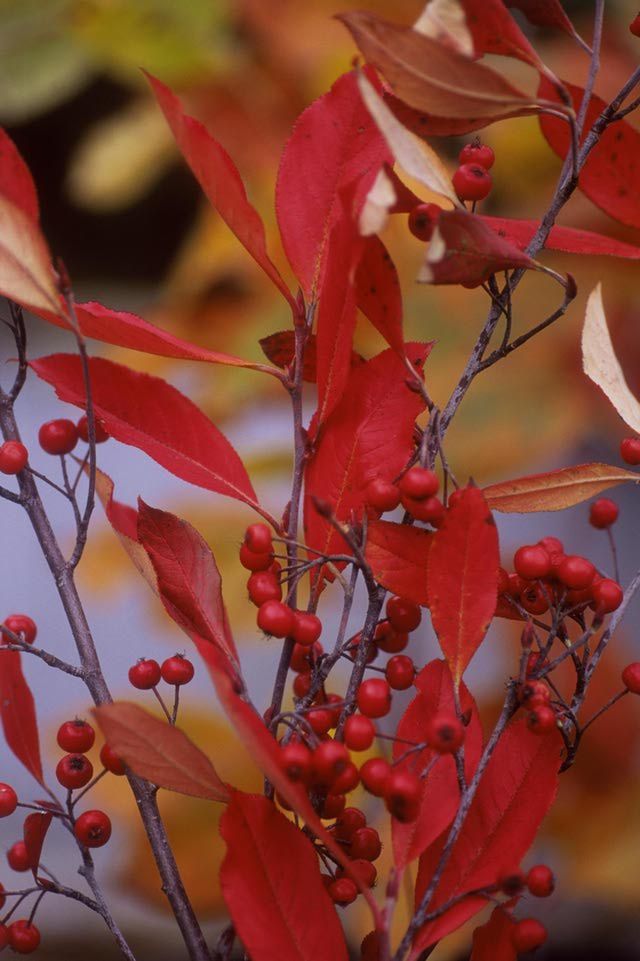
[
  {"xmin": 426, "ymin": 713, "xmax": 464, "ymax": 754},
  {"xmin": 247, "ymin": 571, "xmax": 282, "ymax": 606},
  {"xmin": 239, "ymin": 543, "xmax": 273, "ymax": 571},
  {"xmin": 399, "ymin": 467, "xmax": 439, "ymax": 500},
  {"xmin": 589, "ymin": 497, "xmax": 619, "ymax": 528},
  {"xmin": 538, "ymin": 536, "xmax": 564, "ymax": 555},
  {"xmin": 514, "ymin": 545, "xmax": 551, "ymax": 581},
  {"xmin": 128, "ymin": 658, "xmax": 161, "ymax": 689},
  {"xmin": 360, "ymin": 757, "xmax": 391, "ymax": 797},
  {"xmin": 38, "ymin": 418, "xmax": 78, "ymax": 455},
  {"xmin": 328, "ymin": 876, "xmax": 358, "ymax": 905},
  {"xmin": 329, "ymin": 762, "xmax": 360, "ymax": 796},
  {"xmin": 335, "ymin": 807, "xmax": 366, "ymax": 838},
  {"xmin": 622, "ymin": 662, "xmax": 640, "ymax": 694},
  {"xmin": 404, "ymin": 494, "xmax": 446, "ymax": 527},
  {"xmin": 459, "ymin": 141, "xmax": 495, "ymax": 169},
  {"xmin": 520, "ymin": 583, "xmax": 550, "ymax": 616},
  {"xmin": 350, "ymin": 826, "xmax": 382, "ymax": 861},
  {"xmin": 292, "ymin": 672, "xmax": 312, "ymax": 698},
  {"xmin": 375, "ymin": 623, "xmax": 408, "ymax": 653},
  {"xmin": 344, "ymin": 714, "xmax": 376, "ymax": 751},
  {"xmin": 7, "ymin": 920, "xmax": 40, "ymax": 954},
  {"xmin": 0, "ymin": 441, "xmax": 28, "ymax": 474},
  {"xmin": 621, "ymin": 437, "xmax": 640, "ymax": 464},
  {"xmin": 281, "ymin": 742, "xmax": 312, "ymax": 783},
  {"xmin": 557, "ymin": 555, "xmax": 595, "ymax": 590},
  {"xmin": 519, "ymin": 680, "xmax": 550, "ymax": 708},
  {"xmin": 365, "ymin": 478, "xmax": 401, "ymax": 513},
  {"xmin": 408, "ymin": 203, "xmax": 439, "ymax": 242},
  {"xmin": 161, "ymin": 654, "xmax": 194, "ymax": 685},
  {"xmin": 0, "ymin": 783, "xmax": 18, "ymax": 817},
  {"xmin": 7, "ymin": 841, "xmax": 30, "ymax": 872},
  {"xmin": 312, "ymin": 741, "xmax": 350, "ymax": 785},
  {"xmin": 591, "ymin": 578, "xmax": 623, "ymax": 614},
  {"xmin": 337, "ymin": 858, "xmax": 377, "ymax": 888},
  {"xmin": 292, "ymin": 611, "xmax": 322, "ymax": 647},
  {"xmin": 356, "ymin": 678, "xmax": 392, "ymax": 718},
  {"xmin": 384, "ymin": 768, "xmax": 421, "ymax": 823},
  {"xmin": 526, "ymin": 864, "xmax": 555, "ymax": 897},
  {"xmin": 74, "ymin": 809, "xmax": 112, "ymax": 848},
  {"xmin": 453, "ymin": 163, "xmax": 492, "ymax": 202},
  {"xmin": 511, "ymin": 918, "xmax": 547, "ymax": 952},
  {"xmin": 257, "ymin": 600, "xmax": 294, "ymax": 638},
  {"xmin": 385, "ymin": 655, "xmax": 416, "ymax": 690},
  {"xmin": 100, "ymin": 743, "xmax": 126, "ymax": 776},
  {"xmin": 3, "ymin": 614, "xmax": 37, "ymax": 645},
  {"xmin": 56, "ymin": 753, "xmax": 94, "ymax": 789},
  {"xmin": 386, "ymin": 596, "xmax": 421, "ymax": 633},
  {"xmin": 57, "ymin": 719, "xmax": 95, "ymax": 753},
  {"xmin": 308, "ymin": 707, "xmax": 334, "ymax": 736},
  {"xmin": 77, "ymin": 415, "xmax": 109, "ymax": 443},
  {"xmin": 290, "ymin": 641, "xmax": 322, "ymax": 673},
  {"xmin": 527, "ymin": 705, "xmax": 557, "ymax": 736},
  {"xmin": 244, "ymin": 523, "xmax": 273, "ymax": 554}
]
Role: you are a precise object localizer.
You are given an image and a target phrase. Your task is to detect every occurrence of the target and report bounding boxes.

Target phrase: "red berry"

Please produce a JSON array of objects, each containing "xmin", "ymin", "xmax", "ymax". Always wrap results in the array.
[
  {"xmin": 247, "ymin": 571, "xmax": 282, "ymax": 606},
  {"xmin": 57, "ymin": 719, "xmax": 95, "ymax": 753},
  {"xmin": 453, "ymin": 163, "xmax": 492, "ymax": 202},
  {"xmin": 7, "ymin": 920, "xmax": 40, "ymax": 954},
  {"xmin": 7, "ymin": 841, "xmax": 30, "ymax": 872},
  {"xmin": 239, "ymin": 543, "xmax": 273, "ymax": 571},
  {"xmin": 365, "ymin": 478, "xmax": 401, "ymax": 513},
  {"xmin": 3, "ymin": 614, "xmax": 37, "ymax": 645},
  {"xmin": 356, "ymin": 678, "xmax": 392, "ymax": 718},
  {"xmin": 350, "ymin": 826, "xmax": 382, "ymax": 861},
  {"xmin": 386, "ymin": 596, "xmax": 421, "ymax": 633},
  {"xmin": 38, "ymin": 419, "xmax": 78, "ymax": 455},
  {"xmin": 459, "ymin": 141, "xmax": 495, "ymax": 169},
  {"xmin": 100, "ymin": 743, "xmax": 126, "ymax": 776},
  {"xmin": 161, "ymin": 654, "xmax": 194, "ymax": 686},
  {"xmin": 329, "ymin": 762, "xmax": 360, "ymax": 796},
  {"xmin": 511, "ymin": 918, "xmax": 547, "ymax": 952},
  {"xmin": 0, "ymin": 783, "xmax": 18, "ymax": 817},
  {"xmin": 622, "ymin": 662, "xmax": 640, "ymax": 693},
  {"xmin": 384, "ymin": 768, "xmax": 421, "ymax": 823},
  {"xmin": 312, "ymin": 741, "xmax": 350, "ymax": 785},
  {"xmin": 257, "ymin": 600, "xmax": 294, "ymax": 638},
  {"xmin": 74, "ymin": 809, "xmax": 112, "ymax": 848},
  {"xmin": 526, "ymin": 864, "xmax": 555, "ymax": 897},
  {"xmin": 557, "ymin": 555, "xmax": 595, "ymax": 590},
  {"xmin": 292, "ymin": 611, "xmax": 322, "ymax": 647},
  {"xmin": 360, "ymin": 757, "xmax": 391, "ymax": 797},
  {"xmin": 292, "ymin": 673, "xmax": 312, "ymax": 698},
  {"xmin": 344, "ymin": 715, "xmax": 376, "ymax": 752},
  {"xmin": 399, "ymin": 467, "xmax": 439, "ymax": 501},
  {"xmin": 308, "ymin": 707, "xmax": 334, "ymax": 736},
  {"xmin": 328, "ymin": 876, "xmax": 358, "ymax": 905},
  {"xmin": 498, "ymin": 869, "xmax": 526, "ymax": 896},
  {"xmin": 622, "ymin": 437, "xmax": 640, "ymax": 465},
  {"xmin": 281, "ymin": 742, "xmax": 312, "ymax": 783},
  {"xmin": 56, "ymin": 753, "xmax": 94, "ymax": 789},
  {"xmin": 408, "ymin": 203, "xmax": 439, "ymax": 242},
  {"xmin": 244, "ymin": 523, "xmax": 273, "ymax": 554},
  {"xmin": 335, "ymin": 807, "xmax": 367, "ymax": 839},
  {"xmin": 128, "ymin": 658, "xmax": 161, "ymax": 689},
  {"xmin": 320, "ymin": 794, "xmax": 345, "ymax": 818},
  {"xmin": 0, "ymin": 441, "xmax": 28, "ymax": 474},
  {"xmin": 0, "ymin": 923, "xmax": 7, "ymax": 947},
  {"xmin": 290, "ymin": 641, "xmax": 322, "ymax": 673},
  {"xmin": 631, "ymin": 14, "xmax": 640, "ymax": 36},
  {"xmin": 520, "ymin": 583, "xmax": 550, "ymax": 616},
  {"xmin": 514, "ymin": 545, "xmax": 551, "ymax": 581},
  {"xmin": 519, "ymin": 680, "xmax": 550, "ymax": 708},
  {"xmin": 385, "ymin": 655, "xmax": 416, "ymax": 690},
  {"xmin": 527, "ymin": 705, "xmax": 557, "ymax": 736},
  {"xmin": 589, "ymin": 497, "xmax": 619, "ymax": 529},
  {"xmin": 591, "ymin": 578, "xmax": 623, "ymax": 614},
  {"xmin": 538, "ymin": 536, "xmax": 563, "ymax": 555},
  {"xmin": 426, "ymin": 713, "xmax": 464, "ymax": 754},
  {"xmin": 337, "ymin": 858, "xmax": 377, "ymax": 888},
  {"xmin": 375, "ymin": 623, "xmax": 408, "ymax": 653},
  {"xmin": 77, "ymin": 415, "xmax": 109, "ymax": 443}
]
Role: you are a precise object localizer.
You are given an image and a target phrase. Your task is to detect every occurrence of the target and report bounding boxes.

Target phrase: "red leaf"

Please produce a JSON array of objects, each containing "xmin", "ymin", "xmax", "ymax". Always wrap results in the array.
[
  {"xmin": 0, "ymin": 129, "xmax": 39, "ymax": 220},
  {"xmin": 355, "ymin": 236, "xmax": 404, "ymax": 355},
  {"xmin": 460, "ymin": 0, "xmax": 541, "ymax": 68},
  {"xmin": 147, "ymin": 73, "xmax": 295, "ymax": 310},
  {"xmin": 505, "ymin": 0, "xmax": 578, "ymax": 37},
  {"xmin": 304, "ymin": 344, "xmax": 429, "ymax": 567},
  {"xmin": 259, "ymin": 330, "xmax": 365, "ymax": 383},
  {"xmin": 275, "ymin": 69, "xmax": 389, "ymax": 299},
  {"xmin": 30, "ymin": 355, "xmax": 264, "ymax": 516},
  {"xmin": 412, "ymin": 720, "xmax": 562, "ymax": 954},
  {"xmin": 92, "ymin": 466, "xmax": 159, "ymax": 591},
  {"xmin": 386, "ymin": 92, "xmax": 536, "ymax": 138},
  {"xmin": 0, "ymin": 195, "xmax": 61, "ymax": 315},
  {"xmin": 392, "ymin": 660, "xmax": 482, "ymax": 868},
  {"xmin": 23, "ymin": 812, "xmax": 52, "ymax": 875},
  {"xmin": 539, "ymin": 78, "xmax": 640, "ymax": 230},
  {"xmin": 364, "ymin": 520, "xmax": 432, "ymax": 606},
  {"xmin": 481, "ymin": 215, "xmax": 640, "ymax": 260},
  {"xmin": 94, "ymin": 702, "xmax": 230, "ymax": 801},
  {"xmin": 427, "ymin": 487, "xmax": 499, "ymax": 686},
  {"xmin": 470, "ymin": 906, "xmax": 517, "ymax": 961},
  {"xmin": 220, "ymin": 792, "xmax": 348, "ymax": 961},
  {"xmin": 0, "ymin": 650, "xmax": 43, "ymax": 784}
]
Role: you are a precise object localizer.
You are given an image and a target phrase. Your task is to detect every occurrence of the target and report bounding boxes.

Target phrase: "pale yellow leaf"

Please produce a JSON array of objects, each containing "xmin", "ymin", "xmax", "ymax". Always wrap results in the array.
[
  {"xmin": 414, "ymin": 0, "xmax": 473, "ymax": 57},
  {"xmin": 359, "ymin": 166, "xmax": 397, "ymax": 236},
  {"xmin": 0, "ymin": 194, "xmax": 61, "ymax": 314}
]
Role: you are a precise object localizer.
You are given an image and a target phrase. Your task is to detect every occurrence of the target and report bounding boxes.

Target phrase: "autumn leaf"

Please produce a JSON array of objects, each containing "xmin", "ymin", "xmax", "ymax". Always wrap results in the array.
[
  {"xmin": 484, "ymin": 461, "xmax": 639, "ymax": 513},
  {"xmin": 0, "ymin": 194, "xmax": 62, "ymax": 316},
  {"xmin": 355, "ymin": 236, "xmax": 404, "ymax": 355},
  {"xmin": 386, "ymin": 91, "xmax": 533, "ymax": 138},
  {"xmin": 458, "ymin": 0, "xmax": 542, "ymax": 68},
  {"xmin": 258, "ymin": 330, "xmax": 365, "ymax": 382},
  {"xmin": 0, "ymin": 649, "xmax": 44, "ymax": 785},
  {"xmin": 359, "ymin": 166, "xmax": 398, "ymax": 236},
  {"xmin": 481, "ymin": 216, "xmax": 640, "ymax": 261},
  {"xmin": 0, "ymin": 128, "xmax": 39, "ymax": 219},
  {"xmin": 506, "ymin": 0, "xmax": 581, "ymax": 40},
  {"xmin": 91, "ymin": 466, "xmax": 159, "ymax": 590},
  {"xmin": 470, "ymin": 905, "xmax": 517, "ymax": 961},
  {"xmin": 364, "ymin": 520, "xmax": 432, "ymax": 606},
  {"xmin": 23, "ymin": 812, "xmax": 53, "ymax": 876}
]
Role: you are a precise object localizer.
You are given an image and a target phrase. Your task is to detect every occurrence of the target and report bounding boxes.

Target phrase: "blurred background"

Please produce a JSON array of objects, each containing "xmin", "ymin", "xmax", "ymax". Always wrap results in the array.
[{"xmin": 1, "ymin": 0, "xmax": 640, "ymax": 957}]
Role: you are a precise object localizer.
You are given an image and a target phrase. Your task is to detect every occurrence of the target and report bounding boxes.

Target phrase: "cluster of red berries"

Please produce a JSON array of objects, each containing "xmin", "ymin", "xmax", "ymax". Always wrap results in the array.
[
  {"xmin": 452, "ymin": 140, "xmax": 494, "ymax": 203},
  {"xmin": 54, "ymin": 719, "xmax": 112, "ymax": 848},
  {"xmin": 1, "ymin": 614, "xmax": 37, "ymax": 646},
  {"xmin": 0, "ymin": 414, "xmax": 109, "ymax": 475},
  {"xmin": 365, "ymin": 466, "xmax": 444, "ymax": 527},
  {"xmin": 128, "ymin": 653, "xmax": 195, "ymax": 689}
]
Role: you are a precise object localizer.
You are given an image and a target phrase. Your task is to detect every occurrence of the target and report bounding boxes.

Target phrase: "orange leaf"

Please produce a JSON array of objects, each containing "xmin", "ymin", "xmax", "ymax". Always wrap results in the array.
[{"xmin": 483, "ymin": 463, "xmax": 639, "ymax": 513}]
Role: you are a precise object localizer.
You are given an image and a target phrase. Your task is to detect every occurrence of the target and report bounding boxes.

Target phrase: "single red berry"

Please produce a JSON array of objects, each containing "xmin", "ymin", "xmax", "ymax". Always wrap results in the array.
[
  {"xmin": 38, "ymin": 418, "xmax": 78, "ymax": 455},
  {"xmin": 621, "ymin": 437, "xmax": 640, "ymax": 465},
  {"xmin": 329, "ymin": 761, "xmax": 360, "ymax": 796},
  {"xmin": 453, "ymin": 163, "xmax": 492, "ymax": 202},
  {"xmin": 292, "ymin": 672, "xmax": 312, "ymax": 698},
  {"xmin": 385, "ymin": 655, "xmax": 416, "ymax": 691},
  {"xmin": 308, "ymin": 707, "xmax": 334, "ymax": 736},
  {"xmin": 77, "ymin": 415, "xmax": 109, "ymax": 443},
  {"xmin": 526, "ymin": 864, "xmax": 555, "ymax": 897},
  {"xmin": 128, "ymin": 658, "xmax": 161, "ymax": 690},
  {"xmin": 161, "ymin": 654, "xmax": 194, "ymax": 686},
  {"xmin": 408, "ymin": 203, "xmax": 439, "ymax": 242},
  {"xmin": 344, "ymin": 715, "xmax": 376, "ymax": 752},
  {"xmin": 426, "ymin": 713, "xmax": 464, "ymax": 754},
  {"xmin": 375, "ymin": 623, "xmax": 408, "ymax": 653},
  {"xmin": 399, "ymin": 467, "xmax": 439, "ymax": 501},
  {"xmin": 3, "ymin": 614, "xmax": 37, "ymax": 645},
  {"xmin": 74, "ymin": 809, "xmax": 112, "ymax": 848},
  {"xmin": 589, "ymin": 497, "xmax": 619, "ymax": 529},
  {"xmin": 361, "ymin": 931, "xmax": 382, "ymax": 961},
  {"xmin": 538, "ymin": 536, "xmax": 564, "ymax": 555},
  {"xmin": 360, "ymin": 757, "xmax": 391, "ymax": 797},
  {"xmin": 56, "ymin": 753, "xmax": 94, "ymax": 789},
  {"xmin": 7, "ymin": 841, "xmax": 30, "ymax": 872},
  {"xmin": 328, "ymin": 876, "xmax": 358, "ymax": 905},
  {"xmin": 0, "ymin": 441, "xmax": 28, "ymax": 475},
  {"xmin": 7, "ymin": 920, "xmax": 40, "ymax": 954},
  {"xmin": 320, "ymin": 794, "xmax": 345, "ymax": 818},
  {"xmin": 100, "ymin": 743, "xmax": 126, "ymax": 776},
  {"xmin": 0, "ymin": 783, "xmax": 18, "ymax": 817},
  {"xmin": 350, "ymin": 826, "xmax": 382, "ymax": 861},
  {"xmin": 591, "ymin": 578, "xmax": 623, "ymax": 614},
  {"xmin": 337, "ymin": 858, "xmax": 377, "ymax": 888},
  {"xmin": 498, "ymin": 868, "xmax": 526, "ymax": 896},
  {"xmin": 557, "ymin": 555, "xmax": 595, "ymax": 590},
  {"xmin": 386, "ymin": 596, "xmax": 422, "ymax": 633},
  {"xmin": 511, "ymin": 918, "xmax": 547, "ymax": 953},
  {"xmin": 520, "ymin": 583, "xmax": 550, "ymax": 616},
  {"xmin": 312, "ymin": 741, "xmax": 350, "ymax": 786},
  {"xmin": 631, "ymin": 13, "xmax": 640, "ymax": 36},
  {"xmin": 365, "ymin": 478, "xmax": 401, "ymax": 513},
  {"xmin": 527, "ymin": 705, "xmax": 557, "ymax": 736},
  {"xmin": 519, "ymin": 680, "xmax": 550, "ymax": 708},
  {"xmin": 514, "ymin": 545, "xmax": 551, "ymax": 581},
  {"xmin": 247, "ymin": 571, "xmax": 282, "ymax": 606},
  {"xmin": 459, "ymin": 141, "xmax": 495, "ymax": 169},
  {"xmin": 384, "ymin": 768, "xmax": 421, "ymax": 823},
  {"xmin": 622, "ymin": 662, "xmax": 640, "ymax": 694},
  {"xmin": 244, "ymin": 523, "xmax": 273, "ymax": 554},
  {"xmin": 292, "ymin": 611, "xmax": 322, "ymax": 647},
  {"xmin": 257, "ymin": 600, "xmax": 294, "ymax": 638},
  {"xmin": 357, "ymin": 678, "xmax": 392, "ymax": 718},
  {"xmin": 290, "ymin": 641, "xmax": 322, "ymax": 673},
  {"xmin": 239, "ymin": 543, "xmax": 273, "ymax": 571},
  {"xmin": 335, "ymin": 807, "xmax": 367, "ymax": 839},
  {"xmin": 57, "ymin": 719, "xmax": 95, "ymax": 753},
  {"xmin": 281, "ymin": 742, "xmax": 312, "ymax": 783}
]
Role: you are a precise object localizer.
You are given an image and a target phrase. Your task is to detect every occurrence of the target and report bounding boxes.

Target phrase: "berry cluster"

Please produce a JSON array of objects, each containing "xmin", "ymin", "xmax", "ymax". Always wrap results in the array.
[
  {"xmin": 0, "ymin": 414, "xmax": 109, "ymax": 475},
  {"xmin": 452, "ymin": 140, "xmax": 494, "ymax": 204},
  {"xmin": 129, "ymin": 653, "xmax": 195, "ymax": 690},
  {"xmin": 366, "ymin": 466, "xmax": 444, "ymax": 527}
]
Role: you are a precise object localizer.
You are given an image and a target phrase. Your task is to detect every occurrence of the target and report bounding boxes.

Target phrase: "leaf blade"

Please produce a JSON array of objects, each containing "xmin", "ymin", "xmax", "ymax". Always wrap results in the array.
[{"xmin": 484, "ymin": 462, "xmax": 640, "ymax": 513}]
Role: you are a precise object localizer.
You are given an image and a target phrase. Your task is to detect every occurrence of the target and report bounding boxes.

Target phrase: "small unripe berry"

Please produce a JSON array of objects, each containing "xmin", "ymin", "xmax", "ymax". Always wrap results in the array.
[
  {"xmin": 344, "ymin": 714, "xmax": 376, "ymax": 751},
  {"xmin": 526, "ymin": 864, "xmax": 555, "ymax": 897},
  {"xmin": 459, "ymin": 141, "xmax": 495, "ymax": 169},
  {"xmin": 0, "ymin": 441, "xmax": 28, "ymax": 474},
  {"xmin": 511, "ymin": 918, "xmax": 547, "ymax": 952},
  {"xmin": 257, "ymin": 600, "xmax": 294, "ymax": 638},
  {"xmin": 385, "ymin": 655, "xmax": 416, "ymax": 690},
  {"xmin": 38, "ymin": 419, "xmax": 78, "ymax": 455},
  {"xmin": 57, "ymin": 719, "xmax": 95, "ymax": 754},
  {"xmin": 161, "ymin": 654, "xmax": 194, "ymax": 685},
  {"xmin": 7, "ymin": 920, "xmax": 40, "ymax": 954},
  {"xmin": 622, "ymin": 662, "xmax": 640, "ymax": 694},
  {"xmin": 356, "ymin": 678, "xmax": 392, "ymax": 718},
  {"xmin": 77, "ymin": 415, "xmax": 109, "ymax": 443},
  {"xmin": 589, "ymin": 497, "xmax": 619, "ymax": 528},
  {"xmin": 128, "ymin": 658, "xmax": 161, "ymax": 689},
  {"xmin": 56, "ymin": 753, "xmax": 94, "ymax": 789},
  {"xmin": 453, "ymin": 163, "xmax": 492, "ymax": 202},
  {"xmin": 0, "ymin": 783, "xmax": 18, "ymax": 817},
  {"xmin": 621, "ymin": 437, "xmax": 640, "ymax": 464},
  {"xmin": 365, "ymin": 478, "xmax": 401, "ymax": 513},
  {"xmin": 3, "ymin": 614, "xmax": 37, "ymax": 645},
  {"xmin": 386, "ymin": 596, "xmax": 421, "ymax": 633},
  {"xmin": 426, "ymin": 713, "xmax": 464, "ymax": 753},
  {"xmin": 74, "ymin": 809, "xmax": 112, "ymax": 848},
  {"xmin": 100, "ymin": 743, "xmax": 126, "ymax": 776},
  {"xmin": 399, "ymin": 467, "xmax": 438, "ymax": 501}
]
